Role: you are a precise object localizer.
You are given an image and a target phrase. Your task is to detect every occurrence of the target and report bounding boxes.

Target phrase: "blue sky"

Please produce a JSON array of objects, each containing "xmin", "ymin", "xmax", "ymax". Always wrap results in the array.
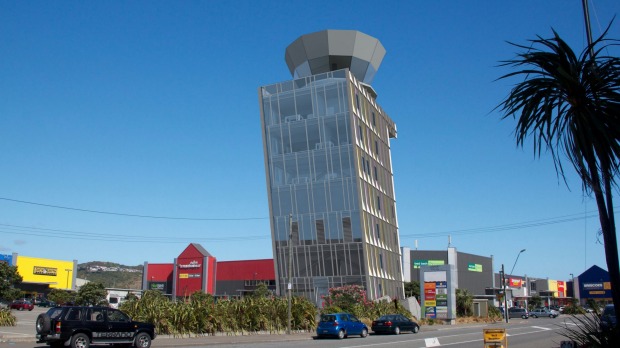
[{"xmin": 1, "ymin": 0, "xmax": 619, "ymax": 282}]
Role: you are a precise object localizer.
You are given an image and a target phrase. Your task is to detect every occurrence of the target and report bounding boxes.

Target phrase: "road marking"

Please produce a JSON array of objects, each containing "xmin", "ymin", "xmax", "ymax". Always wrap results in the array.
[
  {"xmin": 425, "ymin": 337, "xmax": 440, "ymax": 347},
  {"xmin": 531, "ymin": 326, "xmax": 552, "ymax": 331}
]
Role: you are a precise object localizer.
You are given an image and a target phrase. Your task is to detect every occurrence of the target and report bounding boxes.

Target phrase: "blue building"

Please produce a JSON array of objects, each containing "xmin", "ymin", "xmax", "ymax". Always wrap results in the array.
[{"xmin": 575, "ymin": 265, "xmax": 612, "ymax": 305}]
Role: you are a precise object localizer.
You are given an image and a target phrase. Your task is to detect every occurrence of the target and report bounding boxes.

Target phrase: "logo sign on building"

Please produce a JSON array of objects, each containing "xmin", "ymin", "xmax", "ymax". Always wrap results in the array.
[
  {"xmin": 178, "ymin": 260, "xmax": 201, "ymax": 269},
  {"xmin": 414, "ymin": 260, "xmax": 445, "ymax": 269},
  {"xmin": 467, "ymin": 263, "xmax": 482, "ymax": 272},
  {"xmin": 33, "ymin": 266, "xmax": 58, "ymax": 276},
  {"xmin": 149, "ymin": 282, "xmax": 166, "ymax": 292},
  {"xmin": 509, "ymin": 278, "xmax": 522, "ymax": 288},
  {"xmin": 583, "ymin": 283, "xmax": 604, "ymax": 290}
]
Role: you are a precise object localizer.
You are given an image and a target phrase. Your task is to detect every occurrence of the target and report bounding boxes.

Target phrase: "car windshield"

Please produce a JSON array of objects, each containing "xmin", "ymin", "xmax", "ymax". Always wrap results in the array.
[{"xmin": 321, "ymin": 315, "xmax": 336, "ymax": 322}]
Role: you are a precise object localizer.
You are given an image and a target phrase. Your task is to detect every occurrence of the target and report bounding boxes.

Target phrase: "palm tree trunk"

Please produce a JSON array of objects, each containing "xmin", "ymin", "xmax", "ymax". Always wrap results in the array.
[
  {"xmin": 588, "ymin": 158, "xmax": 620, "ymax": 320},
  {"xmin": 602, "ymin": 173, "xmax": 620, "ymax": 321}
]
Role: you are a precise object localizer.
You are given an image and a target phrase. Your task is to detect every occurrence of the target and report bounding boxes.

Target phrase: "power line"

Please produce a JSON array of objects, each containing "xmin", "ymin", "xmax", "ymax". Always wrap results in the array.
[
  {"xmin": 0, "ymin": 197, "xmax": 268, "ymax": 221},
  {"xmin": 400, "ymin": 208, "xmax": 609, "ymax": 239},
  {"xmin": 0, "ymin": 223, "xmax": 269, "ymax": 243}
]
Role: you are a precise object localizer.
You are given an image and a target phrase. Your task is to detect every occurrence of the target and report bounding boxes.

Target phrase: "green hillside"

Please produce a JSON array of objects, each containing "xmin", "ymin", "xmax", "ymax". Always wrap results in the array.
[{"xmin": 77, "ymin": 261, "xmax": 143, "ymax": 289}]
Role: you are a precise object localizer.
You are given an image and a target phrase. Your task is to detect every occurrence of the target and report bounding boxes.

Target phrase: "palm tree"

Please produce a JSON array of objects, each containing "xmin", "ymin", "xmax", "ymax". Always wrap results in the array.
[{"xmin": 497, "ymin": 25, "xmax": 620, "ymax": 321}]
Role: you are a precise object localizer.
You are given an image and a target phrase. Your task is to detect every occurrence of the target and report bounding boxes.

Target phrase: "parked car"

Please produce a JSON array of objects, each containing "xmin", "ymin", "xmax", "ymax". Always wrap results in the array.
[
  {"xmin": 507, "ymin": 307, "xmax": 529, "ymax": 319},
  {"xmin": 600, "ymin": 304, "xmax": 616, "ymax": 331},
  {"xmin": 371, "ymin": 314, "xmax": 419, "ymax": 335},
  {"xmin": 316, "ymin": 313, "xmax": 368, "ymax": 339},
  {"xmin": 36, "ymin": 306, "xmax": 155, "ymax": 348},
  {"xmin": 10, "ymin": 300, "xmax": 34, "ymax": 311},
  {"xmin": 37, "ymin": 299, "xmax": 57, "ymax": 308},
  {"xmin": 530, "ymin": 307, "xmax": 559, "ymax": 318},
  {"xmin": 0, "ymin": 299, "xmax": 9, "ymax": 309}
]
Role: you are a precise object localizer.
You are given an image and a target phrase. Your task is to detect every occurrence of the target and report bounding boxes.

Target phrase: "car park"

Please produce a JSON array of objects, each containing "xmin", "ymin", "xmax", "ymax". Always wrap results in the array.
[
  {"xmin": 36, "ymin": 306, "xmax": 156, "ymax": 348},
  {"xmin": 507, "ymin": 307, "xmax": 529, "ymax": 319},
  {"xmin": 530, "ymin": 307, "xmax": 559, "ymax": 318},
  {"xmin": 600, "ymin": 304, "xmax": 616, "ymax": 331},
  {"xmin": 371, "ymin": 314, "xmax": 419, "ymax": 335},
  {"xmin": 316, "ymin": 313, "xmax": 368, "ymax": 339},
  {"xmin": 10, "ymin": 299, "xmax": 34, "ymax": 311}
]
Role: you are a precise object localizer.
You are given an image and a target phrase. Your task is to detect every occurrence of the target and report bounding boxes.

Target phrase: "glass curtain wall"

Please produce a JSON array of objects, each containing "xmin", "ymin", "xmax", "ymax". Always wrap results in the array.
[{"xmin": 260, "ymin": 69, "xmax": 403, "ymax": 302}]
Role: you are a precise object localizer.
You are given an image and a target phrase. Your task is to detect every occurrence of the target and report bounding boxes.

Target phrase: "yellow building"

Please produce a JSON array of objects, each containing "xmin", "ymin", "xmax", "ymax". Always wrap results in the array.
[{"xmin": 9, "ymin": 253, "xmax": 77, "ymax": 293}]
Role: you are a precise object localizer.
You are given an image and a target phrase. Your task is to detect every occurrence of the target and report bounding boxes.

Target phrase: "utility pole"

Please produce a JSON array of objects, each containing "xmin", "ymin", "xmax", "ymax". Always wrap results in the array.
[
  {"xmin": 502, "ymin": 264, "xmax": 509, "ymax": 323},
  {"xmin": 287, "ymin": 213, "xmax": 293, "ymax": 335}
]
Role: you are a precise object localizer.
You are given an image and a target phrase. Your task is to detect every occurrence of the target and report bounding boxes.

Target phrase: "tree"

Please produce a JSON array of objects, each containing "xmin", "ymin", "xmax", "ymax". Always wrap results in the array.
[
  {"xmin": 456, "ymin": 288, "xmax": 473, "ymax": 317},
  {"xmin": 497, "ymin": 24, "xmax": 620, "ymax": 321},
  {"xmin": 75, "ymin": 282, "xmax": 107, "ymax": 306},
  {"xmin": 0, "ymin": 263, "xmax": 22, "ymax": 300},
  {"xmin": 252, "ymin": 282, "xmax": 272, "ymax": 298},
  {"xmin": 529, "ymin": 295, "xmax": 543, "ymax": 311},
  {"xmin": 47, "ymin": 289, "xmax": 74, "ymax": 305},
  {"xmin": 404, "ymin": 281, "xmax": 420, "ymax": 299}
]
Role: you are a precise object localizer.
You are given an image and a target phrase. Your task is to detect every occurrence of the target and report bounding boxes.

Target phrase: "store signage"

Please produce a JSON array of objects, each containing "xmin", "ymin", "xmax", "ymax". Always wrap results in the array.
[
  {"xmin": 413, "ymin": 260, "xmax": 445, "ymax": 269},
  {"xmin": 583, "ymin": 283, "xmax": 604, "ymax": 289},
  {"xmin": 33, "ymin": 266, "xmax": 57, "ymax": 276},
  {"xmin": 590, "ymin": 291, "xmax": 605, "ymax": 295},
  {"xmin": 178, "ymin": 260, "xmax": 201, "ymax": 269},
  {"xmin": 149, "ymin": 282, "xmax": 166, "ymax": 291},
  {"xmin": 509, "ymin": 278, "xmax": 522, "ymax": 287},
  {"xmin": 468, "ymin": 263, "xmax": 483, "ymax": 272}
]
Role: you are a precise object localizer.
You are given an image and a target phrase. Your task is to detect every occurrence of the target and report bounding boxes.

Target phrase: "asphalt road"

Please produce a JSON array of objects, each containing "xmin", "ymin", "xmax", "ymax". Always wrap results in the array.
[{"xmin": 1, "ymin": 307, "xmax": 577, "ymax": 348}]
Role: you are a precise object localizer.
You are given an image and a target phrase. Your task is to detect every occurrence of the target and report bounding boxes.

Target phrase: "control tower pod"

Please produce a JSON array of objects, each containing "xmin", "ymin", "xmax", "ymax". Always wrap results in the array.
[{"xmin": 285, "ymin": 30, "xmax": 385, "ymax": 84}]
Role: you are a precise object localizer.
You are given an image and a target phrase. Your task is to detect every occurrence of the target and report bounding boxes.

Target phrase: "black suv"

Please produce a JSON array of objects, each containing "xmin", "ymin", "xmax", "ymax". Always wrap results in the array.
[{"xmin": 36, "ymin": 306, "xmax": 155, "ymax": 348}]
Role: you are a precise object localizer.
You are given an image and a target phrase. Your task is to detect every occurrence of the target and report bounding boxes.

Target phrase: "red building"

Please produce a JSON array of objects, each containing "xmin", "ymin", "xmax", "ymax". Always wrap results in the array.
[{"xmin": 143, "ymin": 243, "xmax": 275, "ymax": 298}]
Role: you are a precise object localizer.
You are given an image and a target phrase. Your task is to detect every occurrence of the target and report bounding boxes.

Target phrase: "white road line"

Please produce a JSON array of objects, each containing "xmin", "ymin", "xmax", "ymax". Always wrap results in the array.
[{"xmin": 532, "ymin": 326, "xmax": 552, "ymax": 331}]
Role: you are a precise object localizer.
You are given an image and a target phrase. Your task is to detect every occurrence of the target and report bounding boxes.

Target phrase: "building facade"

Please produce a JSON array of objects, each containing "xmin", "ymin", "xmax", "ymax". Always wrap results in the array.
[
  {"xmin": 259, "ymin": 30, "xmax": 403, "ymax": 303},
  {"xmin": 1, "ymin": 252, "xmax": 77, "ymax": 293},
  {"xmin": 402, "ymin": 247, "xmax": 494, "ymax": 297}
]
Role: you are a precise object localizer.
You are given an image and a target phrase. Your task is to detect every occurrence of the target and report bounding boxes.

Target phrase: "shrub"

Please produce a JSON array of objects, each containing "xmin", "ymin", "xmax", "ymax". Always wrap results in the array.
[
  {"xmin": 0, "ymin": 308, "xmax": 16, "ymax": 326},
  {"xmin": 558, "ymin": 313, "xmax": 619, "ymax": 347}
]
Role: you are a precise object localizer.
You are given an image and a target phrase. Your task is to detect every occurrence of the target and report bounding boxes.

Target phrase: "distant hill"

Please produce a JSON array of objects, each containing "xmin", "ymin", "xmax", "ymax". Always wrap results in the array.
[{"xmin": 77, "ymin": 261, "xmax": 143, "ymax": 289}]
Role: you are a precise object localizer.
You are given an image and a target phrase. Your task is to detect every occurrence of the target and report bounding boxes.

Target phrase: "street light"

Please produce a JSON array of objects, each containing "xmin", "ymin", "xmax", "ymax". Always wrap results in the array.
[{"xmin": 510, "ymin": 249, "xmax": 526, "ymax": 276}]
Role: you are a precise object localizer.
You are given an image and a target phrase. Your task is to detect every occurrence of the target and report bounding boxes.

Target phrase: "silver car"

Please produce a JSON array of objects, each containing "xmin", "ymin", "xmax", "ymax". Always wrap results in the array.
[{"xmin": 530, "ymin": 307, "xmax": 559, "ymax": 318}]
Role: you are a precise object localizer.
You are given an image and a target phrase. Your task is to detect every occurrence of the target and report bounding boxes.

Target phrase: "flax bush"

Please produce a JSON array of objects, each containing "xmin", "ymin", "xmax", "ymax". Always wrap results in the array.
[
  {"xmin": 120, "ymin": 290, "xmax": 317, "ymax": 336},
  {"xmin": 0, "ymin": 308, "xmax": 16, "ymax": 326}
]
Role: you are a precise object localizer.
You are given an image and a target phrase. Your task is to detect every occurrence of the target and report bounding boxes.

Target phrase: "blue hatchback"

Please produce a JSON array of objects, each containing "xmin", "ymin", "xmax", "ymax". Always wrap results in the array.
[{"xmin": 316, "ymin": 313, "xmax": 368, "ymax": 339}]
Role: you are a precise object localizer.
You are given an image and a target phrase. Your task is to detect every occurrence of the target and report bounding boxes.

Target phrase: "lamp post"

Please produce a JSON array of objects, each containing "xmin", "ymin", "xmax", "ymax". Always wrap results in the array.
[{"xmin": 510, "ymin": 249, "xmax": 526, "ymax": 276}]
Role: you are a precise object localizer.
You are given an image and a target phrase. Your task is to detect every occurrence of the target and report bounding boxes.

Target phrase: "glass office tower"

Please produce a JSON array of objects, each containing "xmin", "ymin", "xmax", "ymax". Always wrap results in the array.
[{"xmin": 259, "ymin": 30, "xmax": 403, "ymax": 303}]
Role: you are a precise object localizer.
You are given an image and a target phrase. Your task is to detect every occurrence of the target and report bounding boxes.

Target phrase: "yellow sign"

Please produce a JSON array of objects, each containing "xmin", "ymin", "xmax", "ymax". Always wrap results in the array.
[
  {"xmin": 179, "ymin": 273, "xmax": 189, "ymax": 278},
  {"xmin": 484, "ymin": 328, "xmax": 507, "ymax": 347},
  {"xmin": 604, "ymin": 282, "xmax": 611, "ymax": 290},
  {"xmin": 424, "ymin": 300, "xmax": 436, "ymax": 307},
  {"xmin": 590, "ymin": 291, "xmax": 605, "ymax": 295}
]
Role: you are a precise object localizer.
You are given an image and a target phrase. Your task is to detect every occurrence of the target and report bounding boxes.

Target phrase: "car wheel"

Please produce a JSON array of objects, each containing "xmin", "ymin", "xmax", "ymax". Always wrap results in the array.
[
  {"xmin": 523, "ymin": 315, "xmax": 528, "ymax": 319},
  {"xmin": 337, "ymin": 329, "xmax": 345, "ymax": 339},
  {"xmin": 36, "ymin": 313, "xmax": 51, "ymax": 333},
  {"xmin": 18, "ymin": 307, "xmax": 24, "ymax": 311},
  {"xmin": 394, "ymin": 326, "xmax": 400, "ymax": 335},
  {"xmin": 71, "ymin": 333, "xmax": 90, "ymax": 348},
  {"xmin": 360, "ymin": 328, "xmax": 368, "ymax": 338},
  {"xmin": 412, "ymin": 325, "xmax": 419, "ymax": 333},
  {"xmin": 134, "ymin": 332, "xmax": 151, "ymax": 348}
]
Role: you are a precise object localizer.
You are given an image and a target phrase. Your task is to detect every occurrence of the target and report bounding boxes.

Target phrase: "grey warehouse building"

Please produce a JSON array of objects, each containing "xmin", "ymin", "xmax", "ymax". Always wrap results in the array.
[
  {"xmin": 402, "ymin": 247, "xmax": 494, "ymax": 297},
  {"xmin": 259, "ymin": 30, "xmax": 403, "ymax": 303}
]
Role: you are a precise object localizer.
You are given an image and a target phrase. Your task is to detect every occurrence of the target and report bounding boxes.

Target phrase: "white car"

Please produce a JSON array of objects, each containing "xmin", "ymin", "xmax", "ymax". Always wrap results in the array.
[{"xmin": 530, "ymin": 307, "xmax": 559, "ymax": 318}]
